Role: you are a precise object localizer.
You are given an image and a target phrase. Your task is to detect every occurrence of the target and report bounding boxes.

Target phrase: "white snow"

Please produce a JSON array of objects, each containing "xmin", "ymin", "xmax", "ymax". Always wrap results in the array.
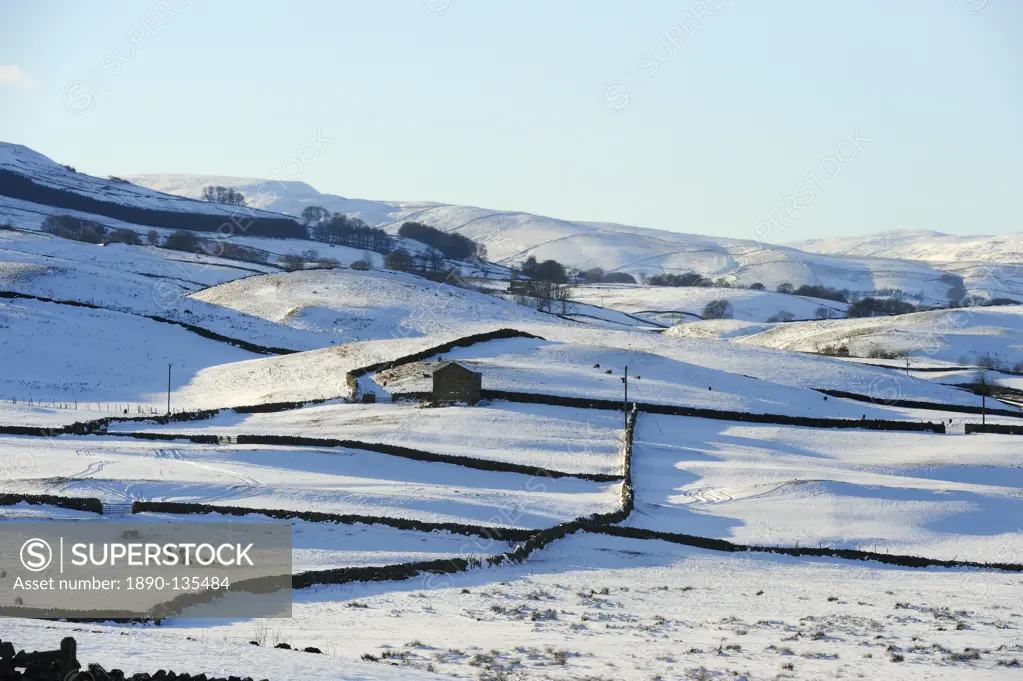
[
  {"xmin": 373, "ymin": 333, "xmax": 988, "ymax": 416},
  {"xmin": 0, "ymin": 144, "xmax": 296, "ymax": 222},
  {"xmin": 626, "ymin": 414, "xmax": 1023, "ymax": 562},
  {"xmin": 109, "ymin": 401, "xmax": 626, "ymax": 477},
  {"xmin": 570, "ymin": 283, "xmax": 848, "ymax": 323},
  {"xmin": 189, "ymin": 268, "xmax": 566, "ymax": 343},
  {"xmin": 0, "ymin": 297, "xmax": 258, "ymax": 406},
  {"xmin": 0, "ymin": 436, "xmax": 619, "ymax": 529},
  {"xmin": 32, "ymin": 531, "xmax": 1015, "ymax": 680},
  {"xmin": 728, "ymin": 305, "xmax": 1023, "ymax": 367},
  {"xmin": 794, "ymin": 228, "xmax": 1023, "ymax": 267}
]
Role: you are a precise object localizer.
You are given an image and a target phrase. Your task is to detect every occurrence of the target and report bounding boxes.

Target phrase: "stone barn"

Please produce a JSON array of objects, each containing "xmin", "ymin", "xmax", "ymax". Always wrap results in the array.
[{"xmin": 432, "ymin": 362, "xmax": 482, "ymax": 405}]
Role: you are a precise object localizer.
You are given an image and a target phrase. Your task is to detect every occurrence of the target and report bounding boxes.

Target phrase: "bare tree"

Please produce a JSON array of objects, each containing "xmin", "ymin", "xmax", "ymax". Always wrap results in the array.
[
  {"xmin": 527, "ymin": 281, "xmax": 572, "ymax": 313},
  {"xmin": 529, "ymin": 280, "xmax": 554, "ymax": 312},
  {"xmin": 201, "ymin": 185, "xmax": 246, "ymax": 206},
  {"xmin": 552, "ymin": 283, "xmax": 573, "ymax": 314}
]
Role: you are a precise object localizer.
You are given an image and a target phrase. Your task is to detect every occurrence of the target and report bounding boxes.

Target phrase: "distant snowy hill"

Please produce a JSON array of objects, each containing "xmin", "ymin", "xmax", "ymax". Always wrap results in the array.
[
  {"xmin": 126, "ymin": 170, "xmax": 1023, "ymax": 304},
  {"xmin": 0, "ymin": 144, "xmax": 290, "ymax": 223},
  {"xmin": 793, "ymin": 230, "xmax": 1023, "ymax": 266},
  {"xmin": 126, "ymin": 172, "xmax": 409, "ymax": 227},
  {"xmin": 1, "ymin": 142, "xmax": 1022, "ymax": 304}
]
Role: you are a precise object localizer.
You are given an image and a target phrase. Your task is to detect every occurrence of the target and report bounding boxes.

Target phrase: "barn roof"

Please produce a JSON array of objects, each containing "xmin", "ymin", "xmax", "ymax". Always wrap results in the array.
[{"xmin": 432, "ymin": 361, "xmax": 479, "ymax": 376}]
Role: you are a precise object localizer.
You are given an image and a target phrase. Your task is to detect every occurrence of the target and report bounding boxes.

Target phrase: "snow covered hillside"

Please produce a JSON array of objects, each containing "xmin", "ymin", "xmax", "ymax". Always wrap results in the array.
[
  {"xmin": 727, "ymin": 305, "xmax": 1023, "ymax": 367},
  {"xmin": 126, "ymin": 172, "xmax": 408, "ymax": 227},
  {"xmin": 0, "ymin": 296, "xmax": 259, "ymax": 406},
  {"xmin": 0, "ymin": 436, "xmax": 617, "ymax": 529},
  {"xmin": 374, "ymin": 336, "xmax": 910, "ymax": 417},
  {"xmin": 570, "ymin": 283, "xmax": 848, "ymax": 323},
  {"xmin": 0, "ymin": 227, "xmax": 330, "ymax": 351},
  {"xmin": 4, "ymin": 142, "xmax": 1021, "ymax": 303},
  {"xmin": 795, "ymin": 229, "xmax": 1023, "ymax": 266},
  {"xmin": 189, "ymin": 268, "xmax": 567, "ymax": 342},
  {"xmin": 125, "ymin": 170, "xmax": 1023, "ymax": 303},
  {"xmin": 627, "ymin": 414, "xmax": 1023, "ymax": 561},
  {"xmin": 0, "ymin": 144, "xmax": 297, "ymax": 223},
  {"xmin": 111, "ymin": 401, "xmax": 626, "ymax": 477}
]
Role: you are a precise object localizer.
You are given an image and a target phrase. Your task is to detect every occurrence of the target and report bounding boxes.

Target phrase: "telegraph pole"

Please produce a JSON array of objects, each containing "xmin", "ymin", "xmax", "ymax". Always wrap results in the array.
[
  {"xmin": 979, "ymin": 371, "xmax": 988, "ymax": 426},
  {"xmin": 167, "ymin": 363, "xmax": 172, "ymax": 415}
]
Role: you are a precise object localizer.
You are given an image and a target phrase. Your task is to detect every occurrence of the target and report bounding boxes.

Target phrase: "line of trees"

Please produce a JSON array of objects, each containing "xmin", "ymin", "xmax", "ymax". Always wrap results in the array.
[
  {"xmin": 384, "ymin": 248, "xmax": 446, "ymax": 274},
  {"xmin": 303, "ymin": 208, "xmax": 393, "ymax": 253},
  {"xmin": 200, "ymin": 185, "xmax": 247, "ymax": 206},
  {"xmin": 155, "ymin": 229, "xmax": 271, "ymax": 264},
  {"xmin": 41, "ymin": 214, "xmax": 140, "ymax": 246},
  {"xmin": 579, "ymin": 267, "xmax": 637, "ymax": 284},
  {"xmin": 645, "ymin": 272, "xmax": 711, "ymax": 287},
  {"xmin": 38, "ymin": 215, "xmax": 298, "ymax": 267},
  {"xmin": 0, "ymin": 170, "xmax": 305, "ymax": 238},
  {"xmin": 846, "ymin": 297, "xmax": 916, "ymax": 317},
  {"xmin": 398, "ymin": 221, "xmax": 486, "ymax": 260},
  {"xmin": 384, "ymin": 248, "xmax": 470, "ymax": 285},
  {"xmin": 776, "ymin": 283, "xmax": 849, "ymax": 303},
  {"xmin": 279, "ymin": 249, "xmax": 345, "ymax": 271},
  {"xmin": 634, "ymin": 272, "xmax": 852, "ymax": 303},
  {"xmin": 519, "ymin": 256, "xmax": 567, "ymax": 283}
]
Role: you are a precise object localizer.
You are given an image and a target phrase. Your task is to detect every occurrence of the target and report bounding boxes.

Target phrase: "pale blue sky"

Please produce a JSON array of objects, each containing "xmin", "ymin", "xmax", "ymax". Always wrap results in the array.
[{"xmin": 1, "ymin": 0, "xmax": 1019, "ymax": 240}]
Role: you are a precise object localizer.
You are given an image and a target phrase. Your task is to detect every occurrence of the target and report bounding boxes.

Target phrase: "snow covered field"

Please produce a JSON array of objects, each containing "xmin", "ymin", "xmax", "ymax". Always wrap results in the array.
[
  {"xmin": 0, "ymin": 402, "xmax": 113, "ymax": 427},
  {"xmin": 626, "ymin": 414, "xmax": 1023, "ymax": 562},
  {"xmin": 16, "ymin": 531, "xmax": 1010, "ymax": 681},
  {"xmin": 530, "ymin": 324, "xmax": 1013, "ymax": 409},
  {"xmin": 0, "ymin": 223, "xmax": 272, "ymax": 288},
  {"xmin": 0, "ymin": 296, "xmax": 259, "ymax": 406},
  {"xmin": 0, "ymin": 436, "xmax": 617, "ymax": 529},
  {"xmin": 6, "ymin": 618, "xmax": 444, "ymax": 681},
  {"xmin": 728, "ymin": 305, "xmax": 1023, "ymax": 367},
  {"xmin": 570, "ymin": 283, "xmax": 848, "ymax": 323},
  {"xmin": 372, "ymin": 333, "xmax": 989, "ymax": 416},
  {"xmin": 110, "ymin": 401, "xmax": 626, "ymax": 477},
  {"xmin": 0, "ymin": 505, "xmax": 511, "ymax": 572},
  {"xmin": 190, "ymin": 268, "xmax": 558, "ymax": 342}
]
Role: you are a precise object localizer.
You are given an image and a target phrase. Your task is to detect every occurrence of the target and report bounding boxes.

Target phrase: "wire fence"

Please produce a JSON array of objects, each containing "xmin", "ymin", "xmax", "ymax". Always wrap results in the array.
[{"xmin": 3, "ymin": 397, "xmax": 196, "ymax": 415}]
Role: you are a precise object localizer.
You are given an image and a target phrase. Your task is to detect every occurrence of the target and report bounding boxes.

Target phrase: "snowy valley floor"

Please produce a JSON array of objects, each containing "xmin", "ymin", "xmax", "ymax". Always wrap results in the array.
[
  {"xmin": 8, "ymin": 532, "xmax": 1022, "ymax": 680},
  {"xmin": 2, "ymin": 398, "xmax": 1022, "ymax": 680}
]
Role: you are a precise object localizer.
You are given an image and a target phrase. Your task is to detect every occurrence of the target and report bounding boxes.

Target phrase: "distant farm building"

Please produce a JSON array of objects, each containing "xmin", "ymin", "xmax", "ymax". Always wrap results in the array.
[
  {"xmin": 508, "ymin": 280, "xmax": 530, "ymax": 295},
  {"xmin": 432, "ymin": 362, "xmax": 482, "ymax": 405}
]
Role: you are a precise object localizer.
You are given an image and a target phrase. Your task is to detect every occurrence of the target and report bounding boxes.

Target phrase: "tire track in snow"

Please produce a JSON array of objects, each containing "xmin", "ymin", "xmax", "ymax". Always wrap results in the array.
[{"xmin": 150, "ymin": 448, "xmax": 265, "ymax": 488}]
